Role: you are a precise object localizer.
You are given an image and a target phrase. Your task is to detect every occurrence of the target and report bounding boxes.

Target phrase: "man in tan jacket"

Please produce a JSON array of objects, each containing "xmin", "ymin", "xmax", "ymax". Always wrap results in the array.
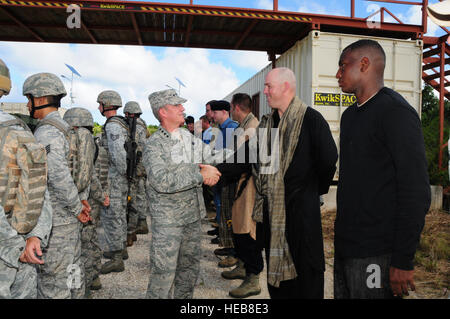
[{"xmin": 219, "ymin": 93, "xmax": 263, "ymax": 298}]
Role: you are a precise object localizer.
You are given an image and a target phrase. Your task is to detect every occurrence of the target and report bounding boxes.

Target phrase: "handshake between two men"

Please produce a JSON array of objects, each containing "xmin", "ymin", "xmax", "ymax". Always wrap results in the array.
[{"xmin": 199, "ymin": 164, "xmax": 222, "ymax": 187}]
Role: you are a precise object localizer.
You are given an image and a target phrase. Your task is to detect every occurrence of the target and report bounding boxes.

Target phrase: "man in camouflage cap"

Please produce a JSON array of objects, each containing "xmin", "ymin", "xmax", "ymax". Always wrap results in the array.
[
  {"xmin": 123, "ymin": 101, "xmax": 149, "ymax": 246},
  {"xmin": 23, "ymin": 72, "xmax": 90, "ymax": 299},
  {"xmin": 0, "ymin": 59, "xmax": 53, "ymax": 299},
  {"xmin": 63, "ymin": 107, "xmax": 104, "ymax": 298},
  {"xmin": 144, "ymin": 88, "xmax": 230, "ymax": 299},
  {"xmin": 97, "ymin": 90, "xmax": 129, "ymax": 274}
]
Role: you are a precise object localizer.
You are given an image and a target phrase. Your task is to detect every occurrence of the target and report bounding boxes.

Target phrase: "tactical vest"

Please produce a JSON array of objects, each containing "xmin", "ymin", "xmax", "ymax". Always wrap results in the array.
[
  {"xmin": 94, "ymin": 136, "xmax": 109, "ymax": 191},
  {"xmin": 135, "ymin": 118, "xmax": 148, "ymax": 177},
  {"xmin": 35, "ymin": 118, "xmax": 93, "ymax": 194},
  {"xmin": 101, "ymin": 115, "xmax": 130, "ymax": 156},
  {"xmin": 137, "ymin": 118, "xmax": 150, "ymax": 138},
  {"xmin": 0, "ymin": 119, "xmax": 47, "ymax": 234},
  {"xmin": 102, "ymin": 115, "xmax": 145, "ymax": 178}
]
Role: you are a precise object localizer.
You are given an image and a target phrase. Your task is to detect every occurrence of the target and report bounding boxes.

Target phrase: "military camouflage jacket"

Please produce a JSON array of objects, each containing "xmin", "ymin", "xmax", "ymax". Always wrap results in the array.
[
  {"xmin": 88, "ymin": 136, "xmax": 109, "ymax": 209},
  {"xmin": 103, "ymin": 117, "xmax": 128, "ymax": 178},
  {"xmin": 143, "ymin": 126, "xmax": 231, "ymax": 227},
  {"xmin": 136, "ymin": 118, "xmax": 149, "ymax": 145},
  {"xmin": 34, "ymin": 111, "xmax": 82, "ymax": 226},
  {"xmin": 0, "ymin": 111, "xmax": 52, "ymax": 268},
  {"xmin": 135, "ymin": 118, "xmax": 148, "ymax": 178}
]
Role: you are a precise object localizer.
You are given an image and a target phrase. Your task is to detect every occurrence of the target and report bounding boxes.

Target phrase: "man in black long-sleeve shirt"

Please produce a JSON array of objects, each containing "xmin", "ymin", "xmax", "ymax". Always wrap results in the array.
[{"xmin": 335, "ymin": 39, "xmax": 431, "ymax": 299}]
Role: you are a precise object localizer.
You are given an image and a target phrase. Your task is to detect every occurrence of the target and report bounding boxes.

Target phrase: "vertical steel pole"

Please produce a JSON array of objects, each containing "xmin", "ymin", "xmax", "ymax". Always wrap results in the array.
[
  {"xmin": 439, "ymin": 41, "xmax": 445, "ymax": 169},
  {"xmin": 273, "ymin": 0, "xmax": 278, "ymax": 11},
  {"xmin": 351, "ymin": 0, "xmax": 355, "ymax": 18},
  {"xmin": 422, "ymin": 0, "xmax": 428, "ymax": 35}
]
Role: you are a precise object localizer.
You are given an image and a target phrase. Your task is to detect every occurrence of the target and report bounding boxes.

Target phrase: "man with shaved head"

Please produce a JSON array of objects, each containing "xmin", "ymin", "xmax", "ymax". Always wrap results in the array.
[
  {"xmin": 217, "ymin": 67, "xmax": 338, "ymax": 298},
  {"xmin": 335, "ymin": 39, "xmax": 430, "ymax": 299}
]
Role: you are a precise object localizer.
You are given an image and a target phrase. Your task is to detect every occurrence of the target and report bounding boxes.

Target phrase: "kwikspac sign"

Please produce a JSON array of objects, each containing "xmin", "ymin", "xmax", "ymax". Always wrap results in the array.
[{"xmin": 314, "ymin": 93, "xmax": 356, "ymax": 107}]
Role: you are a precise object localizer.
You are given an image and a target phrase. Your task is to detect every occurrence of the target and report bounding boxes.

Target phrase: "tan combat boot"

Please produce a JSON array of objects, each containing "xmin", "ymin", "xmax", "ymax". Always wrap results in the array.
[
  {"xmin": 136, "ymin": 219, "xmax": 149, "ymax": 234},
  {"xmin": 221, "ymin": 260, "xmax": 246, "ymax": 280},
  {"xmin": 229, "ymin": 273, "xmax": 261, "ymax": 298},
  {"xmin": 90, "ymin": 276, "xmax": 102, "ymax": 290},
  {"xmin": 103, "ymin": 250, "xmax": 128, "ymax": 260},
  {"xmin": 100, "ymin": 251, "xmax": 125, "ymax": 274},
  {"xmin": 218, "ymin": 256, "xmax": 238, "ymax": 268}
]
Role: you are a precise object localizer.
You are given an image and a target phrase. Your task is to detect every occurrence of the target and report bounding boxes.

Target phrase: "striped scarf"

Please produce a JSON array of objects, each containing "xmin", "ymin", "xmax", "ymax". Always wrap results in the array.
[{"xmin": 253, "ymin": 96, "xmax": 308, "ymax": 288}]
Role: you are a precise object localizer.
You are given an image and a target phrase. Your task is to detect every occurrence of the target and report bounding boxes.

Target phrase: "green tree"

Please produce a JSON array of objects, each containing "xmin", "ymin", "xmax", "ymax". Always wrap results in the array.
[
  {"xmin": 148, "ymin": 124, "xmax": 158, "ymax": 135},
  {"xmin": 93, "ymin": 122, "xmax": 102, "ymax": 136},
  {"xmin": 421, "ymin": 85, "xmax": 450, "ymax": 187}
]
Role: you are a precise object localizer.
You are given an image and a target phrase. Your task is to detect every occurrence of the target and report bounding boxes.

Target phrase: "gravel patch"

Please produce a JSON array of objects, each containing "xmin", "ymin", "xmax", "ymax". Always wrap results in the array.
[{"xmin": 92, "ymin": 213, "xmax": 333, "ymax": 299}]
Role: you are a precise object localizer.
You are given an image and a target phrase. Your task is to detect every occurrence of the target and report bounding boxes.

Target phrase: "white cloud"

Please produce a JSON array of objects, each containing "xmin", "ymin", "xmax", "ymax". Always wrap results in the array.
[
  {"xmin": 256, "ymin": 0, "xmax": 274, "ymax": 10},
  {"xmin": 0, "ymin": 42, "xmax": 240, "ymax": 125},
  {"xmin": 225, "ymin": 51, "xmax": 270, "ymax": 71},
  {"xmin": 364, "ymin": 3, "xmax": 441, "ymax": 36},
  {"xmin": 397, "ymin": 5, "xmax": 440, "ymax": 37}
]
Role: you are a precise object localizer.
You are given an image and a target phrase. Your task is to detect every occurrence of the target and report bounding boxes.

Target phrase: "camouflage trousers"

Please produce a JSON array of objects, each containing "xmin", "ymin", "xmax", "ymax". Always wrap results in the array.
[
  {"xmin": 146, "ymin": 220, "xmax": 201, "ymax": 299},
  {"xmin": 0, "ymin": 257, "xmax": 37, "ymax": 299},
  {"xmin": 37, "ymin": 223, "xmax": 85, "ymax": 299},
  {"xmin": 101, "ymin": 175, "xmax": 127, "ymax": 252},
  {"xmin": 127, "ymin": 176, "xmax": 147, "ymax": 234},
  {"xmin": 81, "ymin": 202, "xmax": 102, "ymax": 290}
]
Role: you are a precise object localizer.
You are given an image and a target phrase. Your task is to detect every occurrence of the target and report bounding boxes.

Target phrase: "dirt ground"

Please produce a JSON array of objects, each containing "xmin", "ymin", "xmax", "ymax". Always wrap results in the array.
[{"xmin": 93, "ymin": 208, "xmax": 448, "ymax": 299}]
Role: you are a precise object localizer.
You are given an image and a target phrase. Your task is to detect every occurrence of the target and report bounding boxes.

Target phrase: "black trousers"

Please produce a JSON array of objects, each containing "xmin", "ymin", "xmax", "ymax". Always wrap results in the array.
[
  {"xmin": 267, "ymin": 272, "xmax": 324, "ymax": 299},
  {"xmin": 260, "ymin": 214, "xmax": 324, "ymax": 299},
  {"xmin": 333, "ymin": 253, "xmax": 395, "ymax": 299},
  {"xmin": 202, "ymin": 184, "xmax": 214, "ymax": 209},
  {"xmin": 233, "ymin": 233, "xmax": 264, "ymax": 276}
]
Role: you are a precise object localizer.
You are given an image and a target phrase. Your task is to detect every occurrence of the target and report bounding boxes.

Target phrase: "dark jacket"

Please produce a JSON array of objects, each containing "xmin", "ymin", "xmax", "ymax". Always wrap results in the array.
[
  {"xmin": 335, "ymin": 87, "xmax": 431, "ymax": 270},
  {"xmin": 218, "ymin": 107, "xmax": 338, "ymax": 273}
]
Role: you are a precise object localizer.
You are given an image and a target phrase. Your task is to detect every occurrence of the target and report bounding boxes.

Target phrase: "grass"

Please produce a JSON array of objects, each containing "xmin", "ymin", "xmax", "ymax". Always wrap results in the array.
[{"xmin": 320, "ymin": 208, "xmax": 450, "ymax": 298}]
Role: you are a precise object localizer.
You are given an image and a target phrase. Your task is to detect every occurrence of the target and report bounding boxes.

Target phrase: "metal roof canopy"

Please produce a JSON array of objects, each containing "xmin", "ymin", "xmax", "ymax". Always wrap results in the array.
[{"xmin": 0, "ymin": 0, "xmax": 428, "ymax": 56}]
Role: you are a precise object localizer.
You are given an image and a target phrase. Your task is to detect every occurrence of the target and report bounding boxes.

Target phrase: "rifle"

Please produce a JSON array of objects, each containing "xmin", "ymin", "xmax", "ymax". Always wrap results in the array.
[{"xmin": 124, "ymin": 116, "xmax": 138, "ymax": 213}]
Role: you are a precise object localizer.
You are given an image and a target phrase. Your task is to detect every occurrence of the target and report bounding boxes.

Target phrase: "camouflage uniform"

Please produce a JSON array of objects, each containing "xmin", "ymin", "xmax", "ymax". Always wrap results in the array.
[
  {"xmin": 63, "ymin": 107, "xmax": 101, "ymax": 295},
  {"xmin": 23, "ymin": 73, "xmax": 85, "ymax": 299},
  {"xmin": 145, "ymin": 89, "xmax": 230, "ymax": 299},
  {"xmin": 97, "ymin": 91, "xmax": 128, "ymax": 267},
  {"xmin": 88, "ymin": 136, "xmax": 109, "ymax": 282},
  {"xmin": 123, "ymin": 101, "xmax": 149, "ymax": 239},
  {"xmin": 0, "ymin": 110, "xmax": 53, "ymax": 299}
]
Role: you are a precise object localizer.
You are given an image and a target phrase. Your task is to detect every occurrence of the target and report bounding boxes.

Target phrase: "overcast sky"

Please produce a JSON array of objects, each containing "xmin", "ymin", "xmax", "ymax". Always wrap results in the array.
[{"xmin": 0, "ymin": 0, "xmax": 445, "ymax": 125}]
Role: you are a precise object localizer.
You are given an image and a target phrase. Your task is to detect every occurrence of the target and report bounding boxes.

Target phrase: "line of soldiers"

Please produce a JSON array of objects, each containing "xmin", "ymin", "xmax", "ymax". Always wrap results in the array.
[{"xmin": 0, "ymin": 58, "xmax": 149, "ymax": 299}]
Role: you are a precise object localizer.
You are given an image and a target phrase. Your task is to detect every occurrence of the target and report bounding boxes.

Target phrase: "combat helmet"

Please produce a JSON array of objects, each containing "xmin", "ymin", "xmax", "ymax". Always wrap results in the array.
[
  {"xmin": 0, "ymin": 58, "xmax": 11, "ymax": 96},
  {"xmin": 97, "ymin": 90, "xmax": 122, "ymax": 116},
  {"xmin": 22, "ymin": 72, "xmax": 67, "ymax": 118},
  {"xmin": 63, "ymin": 107, "xmax": 94, "ymax": 128},
  {"xmin": 124, "ymin": 101, "xmax": 142, "ymax": 115}
]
